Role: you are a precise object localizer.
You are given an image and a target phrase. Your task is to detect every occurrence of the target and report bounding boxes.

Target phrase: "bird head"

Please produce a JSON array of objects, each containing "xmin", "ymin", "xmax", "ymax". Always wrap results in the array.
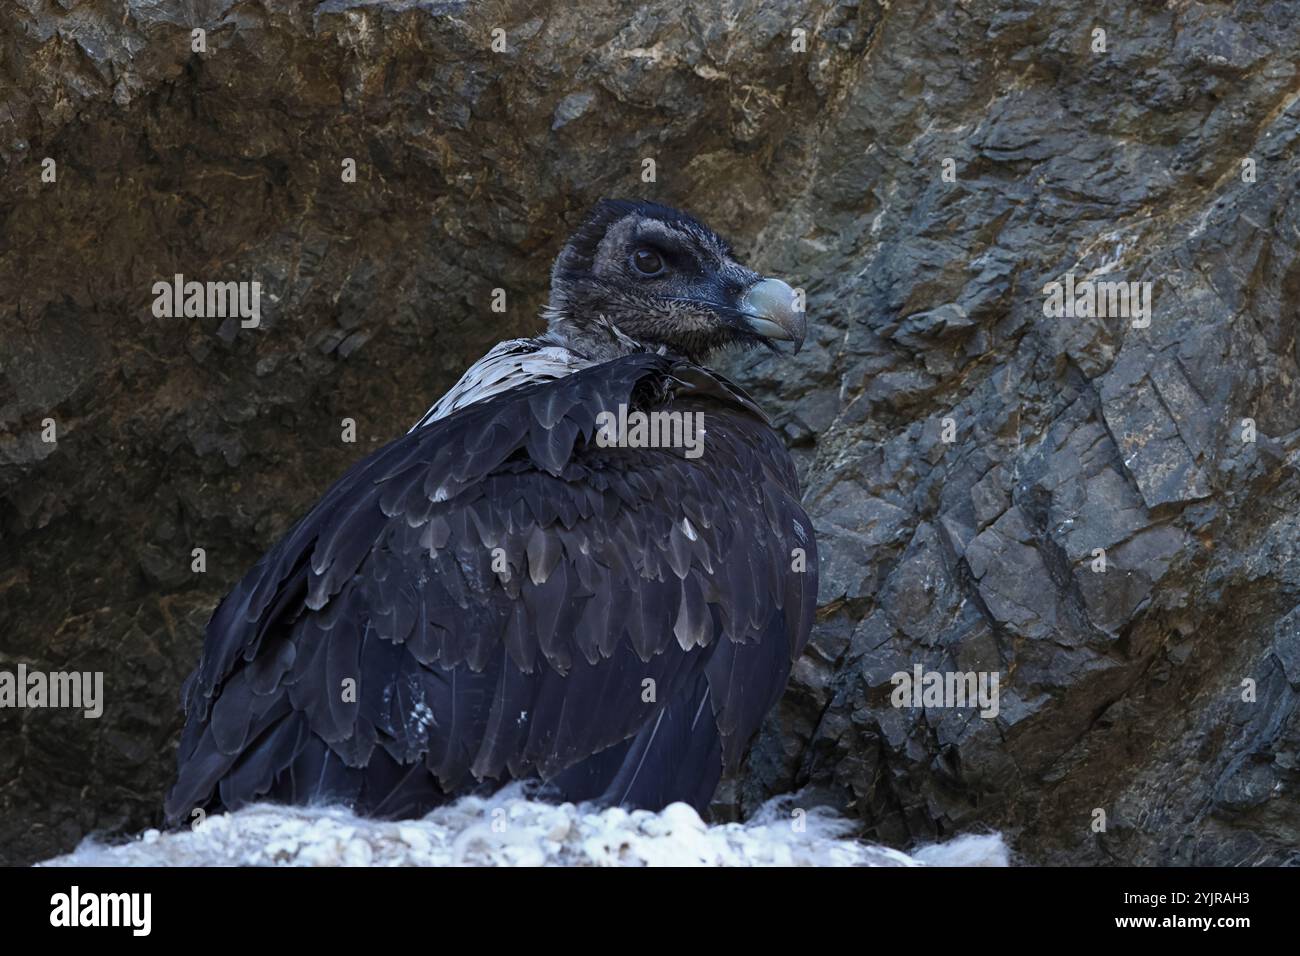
[{"xmin": 545, "ymin": 198, "xmax": 806, "ymax": 363}]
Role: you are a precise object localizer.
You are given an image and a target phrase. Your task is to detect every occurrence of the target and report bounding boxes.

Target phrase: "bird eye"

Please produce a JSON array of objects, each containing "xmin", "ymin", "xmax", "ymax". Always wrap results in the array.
[{"xmin": 630, "ymin": 248, "xmax": 665, "ymax": 276}]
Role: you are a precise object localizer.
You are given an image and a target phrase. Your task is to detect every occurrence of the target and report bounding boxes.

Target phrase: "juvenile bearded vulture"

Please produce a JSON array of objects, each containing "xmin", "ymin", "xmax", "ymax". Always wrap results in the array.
[{"xmin": 165, "ymin": 199, "xmax": 817, "ymax": 824}]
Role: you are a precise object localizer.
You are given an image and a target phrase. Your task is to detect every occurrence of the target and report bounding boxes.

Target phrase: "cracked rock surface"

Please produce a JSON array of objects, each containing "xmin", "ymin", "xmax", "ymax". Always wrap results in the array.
[{"xmin": 2, "ymin": 0, "xmax": 1298, "ymax": 865}]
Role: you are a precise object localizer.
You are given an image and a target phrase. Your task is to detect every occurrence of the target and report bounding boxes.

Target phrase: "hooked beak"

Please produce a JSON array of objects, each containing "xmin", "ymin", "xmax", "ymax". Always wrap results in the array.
[{"xmin": 738, "ymin": 277, "xmax": 806, "ymax": 353}]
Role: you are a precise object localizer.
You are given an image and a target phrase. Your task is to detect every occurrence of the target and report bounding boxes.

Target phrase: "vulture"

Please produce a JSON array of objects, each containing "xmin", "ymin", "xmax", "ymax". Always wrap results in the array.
[{"xmin": 165, "ymin": 198, "xmax": 818, "ymax": 825}]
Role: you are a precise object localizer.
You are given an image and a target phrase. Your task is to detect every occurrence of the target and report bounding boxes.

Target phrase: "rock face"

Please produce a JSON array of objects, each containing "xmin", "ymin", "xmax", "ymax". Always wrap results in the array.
[{"xmin": 2, "ymin": 0, "xmax": 1297, "ymax": 866}]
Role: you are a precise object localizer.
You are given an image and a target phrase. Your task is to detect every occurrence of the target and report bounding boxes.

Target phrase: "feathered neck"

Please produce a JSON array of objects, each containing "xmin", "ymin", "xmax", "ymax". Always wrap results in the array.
[{"xmin": 540, "ymin": 309, "xmax": 671, "ymax": 363}]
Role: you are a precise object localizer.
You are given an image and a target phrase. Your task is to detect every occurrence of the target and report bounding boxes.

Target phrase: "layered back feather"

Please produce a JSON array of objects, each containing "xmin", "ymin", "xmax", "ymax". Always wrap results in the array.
[{"xmin": 166, "ymin": 353, "xmax": 817, "ymax": 824}]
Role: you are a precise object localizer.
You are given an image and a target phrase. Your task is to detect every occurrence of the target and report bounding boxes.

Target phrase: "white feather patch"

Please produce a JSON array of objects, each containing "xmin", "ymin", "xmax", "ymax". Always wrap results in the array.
[{"xmin": 410, "ymin": 339, "xmax": 584, "ymax": 430}]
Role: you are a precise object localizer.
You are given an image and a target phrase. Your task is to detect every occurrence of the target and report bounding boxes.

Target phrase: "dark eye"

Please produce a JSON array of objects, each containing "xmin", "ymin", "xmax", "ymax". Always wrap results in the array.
[{"xmin": 630, "ymin": 248, "xmax": 665, "ymax": 276}]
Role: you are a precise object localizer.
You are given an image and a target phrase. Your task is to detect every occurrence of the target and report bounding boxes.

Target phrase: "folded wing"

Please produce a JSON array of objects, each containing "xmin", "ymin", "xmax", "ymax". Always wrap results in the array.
[{"xmin": 166, "ymin": 353, "xmax": 817, "ymax": 823}]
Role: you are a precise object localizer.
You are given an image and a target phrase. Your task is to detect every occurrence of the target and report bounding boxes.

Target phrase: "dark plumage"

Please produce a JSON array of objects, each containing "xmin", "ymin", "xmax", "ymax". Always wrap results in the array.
[{"xmin": 165, "ymin": 199, "xmax": 816, "ymax": 825}]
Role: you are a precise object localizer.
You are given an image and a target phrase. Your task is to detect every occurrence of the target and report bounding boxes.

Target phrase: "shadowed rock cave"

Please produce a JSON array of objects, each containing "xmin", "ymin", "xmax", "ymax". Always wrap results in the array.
[{"xmin": 2, "ymin": 0, "xmax": 1298, "ymax": 866}]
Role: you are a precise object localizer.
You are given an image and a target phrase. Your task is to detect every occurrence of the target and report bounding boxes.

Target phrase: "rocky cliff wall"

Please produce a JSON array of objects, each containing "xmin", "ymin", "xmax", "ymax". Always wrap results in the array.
[{"xmin": 2, "ymin": 0, "xmax": 1297, "ymax": 865}]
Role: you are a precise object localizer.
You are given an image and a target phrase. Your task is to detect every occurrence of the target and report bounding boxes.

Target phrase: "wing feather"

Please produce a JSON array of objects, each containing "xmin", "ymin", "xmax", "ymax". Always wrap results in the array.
[{"xmin": 166, "ymin": 353, "xmax": 818, "ymax": 824}]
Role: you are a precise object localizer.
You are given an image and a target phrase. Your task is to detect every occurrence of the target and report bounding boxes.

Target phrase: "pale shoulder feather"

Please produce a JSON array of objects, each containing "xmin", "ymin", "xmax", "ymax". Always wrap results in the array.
[{"xmin": 410, "ymin": 338, "xmax": 585, "ymax": 430}]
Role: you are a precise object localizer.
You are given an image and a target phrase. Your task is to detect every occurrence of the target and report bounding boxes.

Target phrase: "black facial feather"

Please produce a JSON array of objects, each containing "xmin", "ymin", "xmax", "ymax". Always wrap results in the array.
[{"xmin": 545, "ymin": 198, "xmax": 800, "ymax": 364}]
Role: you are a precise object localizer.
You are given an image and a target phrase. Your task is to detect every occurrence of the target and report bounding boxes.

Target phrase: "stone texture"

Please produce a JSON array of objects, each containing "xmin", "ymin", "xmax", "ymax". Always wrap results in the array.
[{"xmin": 2, "ymin": 0, "xmax": 1298, "ymax": 865}]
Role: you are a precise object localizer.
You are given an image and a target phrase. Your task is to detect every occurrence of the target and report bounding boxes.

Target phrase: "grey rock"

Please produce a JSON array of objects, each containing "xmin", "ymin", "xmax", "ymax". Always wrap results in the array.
[{"xmin": 1, "ymin": 0, "xmax": 1298, "ymax": 866}]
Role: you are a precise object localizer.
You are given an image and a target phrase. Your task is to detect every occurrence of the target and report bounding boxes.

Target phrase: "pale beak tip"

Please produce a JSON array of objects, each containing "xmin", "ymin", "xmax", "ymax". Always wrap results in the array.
[{"xmin": 740, "ymin": 277, "xmax": 806, "ymax": 354}]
